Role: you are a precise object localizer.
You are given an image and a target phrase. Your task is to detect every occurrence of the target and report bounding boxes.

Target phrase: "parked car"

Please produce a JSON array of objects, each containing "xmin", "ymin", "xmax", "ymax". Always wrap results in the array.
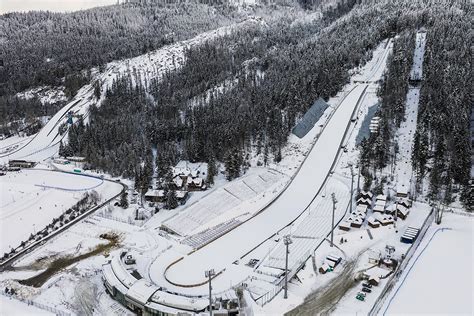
[
  {"xmin": 361, "ymin": 287, "xmax": 372, "ymax": 293},
  {"xmin": 362, "ymin": 283, "xmax": 372, "ymax": 288}
]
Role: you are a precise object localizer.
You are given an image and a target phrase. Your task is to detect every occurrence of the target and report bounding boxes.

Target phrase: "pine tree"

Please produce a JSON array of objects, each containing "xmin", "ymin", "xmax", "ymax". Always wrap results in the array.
[
  {"xmin": 166, "ymin": 189, "xmax": 178, "ymax": 209},
  {"xmin": 59, "ymin": 140, "xmax": 66, "ymax": 157},
  {"xmin": 206, "ymin": 156, "xmax": 217, "ymax": 186},
  {"xmin": 120, "ymin": 191, "xmax": 128, "ymax": 209}
]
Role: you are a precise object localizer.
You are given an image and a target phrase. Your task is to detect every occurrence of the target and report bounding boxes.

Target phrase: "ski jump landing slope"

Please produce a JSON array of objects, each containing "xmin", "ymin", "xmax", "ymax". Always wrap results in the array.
[
  {"xmin": 0, "ymin": 98, "xmax": 85, "ymax": 163},
  {"xmin": 152, "ymin": 84, "xmax": 368, "ymax": 291}
]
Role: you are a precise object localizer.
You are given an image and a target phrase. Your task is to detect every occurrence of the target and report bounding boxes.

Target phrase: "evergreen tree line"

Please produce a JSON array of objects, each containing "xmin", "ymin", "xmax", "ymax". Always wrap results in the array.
[
  {"xmin": 358, "ymin": 1, "xmax": 472, "ymax": 208},
  {"xmin": 0, "ymin": 96, "xmax": 62, "ymax": 134},
  {"xmin": 411, "ymin": 7, "xmax": 472, "ymax": 207},
  {"xmin": 65, "ymin": 1, "xmax": 470, "ymax": 191},
  {"xmin": 359, "ymin": 31, "xmax": 415, "ymax": 188},
  {"xmin": 0, "ymin": 1, "xmax": 240, "ymax": 96}
]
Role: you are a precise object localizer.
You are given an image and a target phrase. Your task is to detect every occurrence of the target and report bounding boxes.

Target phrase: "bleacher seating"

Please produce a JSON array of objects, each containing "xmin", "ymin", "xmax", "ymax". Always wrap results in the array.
[{"xmin": 162, "ymin": 170, "xmax": 282, "ymax": 236}]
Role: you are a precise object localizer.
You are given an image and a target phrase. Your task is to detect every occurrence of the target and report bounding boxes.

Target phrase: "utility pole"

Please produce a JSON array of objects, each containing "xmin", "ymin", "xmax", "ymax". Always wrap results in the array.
[
  {"xmin": 283, "ymin": 235, "xmax": 293, "ymax": 299},
  {"xmin": 205, "ymin": 269, "xmax": 216, "ymax": 316},
  {"xmin": 357, "ymin": 160, "xmax": 361, "ymax": 193},
  {"xmin": 349, "ymin": 164, "xmax": 355, "ymax": 215},
  {"xmin": 394, "ymin": 200, "xmax": 398, "ymax": 228},
  {"xmin": 330, "ymin": 193, "xmax": 337, "ymax": 247}
]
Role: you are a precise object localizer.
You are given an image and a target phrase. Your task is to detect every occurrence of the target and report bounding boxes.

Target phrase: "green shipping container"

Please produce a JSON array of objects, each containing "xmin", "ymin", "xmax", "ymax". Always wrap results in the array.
[{"xmin": 73, "ymin": 169, "xmax": 81, "ymax": 173}]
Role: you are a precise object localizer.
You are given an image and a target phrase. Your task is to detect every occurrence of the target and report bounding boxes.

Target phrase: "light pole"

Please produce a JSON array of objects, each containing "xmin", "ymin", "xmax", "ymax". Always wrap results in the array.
[
  {"xmin": 357, "ymin": 160, "xmax": 361, "ymax": 193},
  {"xmin": 283, "ymin": 235, "xmax": 293, "ymax": 299},
  {"xmin": 394, "ymin": 199, "xmax": 398, "ymax": 228},
  {"xmin": 349, "ymin": 164, "xmax": 355, "ymax": 215},
  {"xmin": 205, "ymin": 269, "xmax": 215, "ymax": 316},
  {"xmin": 330, "ymin": 193, "xmax": 338, "ymax": 247}
]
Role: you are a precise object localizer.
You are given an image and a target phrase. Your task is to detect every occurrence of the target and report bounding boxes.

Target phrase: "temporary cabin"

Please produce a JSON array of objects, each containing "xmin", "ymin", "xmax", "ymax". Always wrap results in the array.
[
  {"xmin": 357, "ymin": 197, "xmax": 372, "ymax": 207},
  {"xmin": 339, "ymin": 221, "xmax": 351, "ymax": 231},
  {"xmin": 326, "ymin": 255, "xmax": 342, "ymax": 266},
  {"xmin": 351, "ymin": 211, "xmax": 366, "ymax": 219},
  {"xmin": 400, "ymin": 227, "xmax": 420, "ymax": 243},
  {"xmin": 350, "ymin": 217, "xmax": 363, "ymax": 228},
  {"xmin": 385, "ymin": 204, "xmax": 396, "ymax": 215},
  {"xmin": 373, "ymin": 205, "xmax": 385, "ymax": 213},
  {"xmin": 377, "ymin": 215, "xmax": 394, "ymax": 226},
  {"xmin": 396, "ymin": 205, "xmax": 410, "ymax": 220},
  {"xmin": 368, "ymin": 276, "xmax": 380, "ymax": 286},
  {"xmin": 66, "ymin": 156, "xmax": 86, "ymax": 162},
  {"xmin": 356, "ymin": 204, "xmax": 368, "ymax": 213},
  {"xmin": 319, "ymin": 263, "xmax": 331, "ymax": 274},
  {"xmin": 367, "ymin": 216, "xmax": 380, "ymax": 228},
  {"xmin": 358, "ymin": 191, "xmax": 373, "ymax": 200},
  {"xmin": 396, "ymin": 187, "xmax": 409, "ymax": 198},
  {"xmin": 8, "ymin": 160, "xmax": 35, "ymax": 168},
  {"xmin": 397, "ymin": 198, "xmax": 411, "ymax": 209}
]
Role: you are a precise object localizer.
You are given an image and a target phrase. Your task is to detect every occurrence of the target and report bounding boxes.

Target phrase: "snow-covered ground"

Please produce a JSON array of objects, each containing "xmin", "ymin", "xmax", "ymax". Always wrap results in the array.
[
  {"xmin": 15, "ymin": 86, "xmax": 67, "ymax": 106},
  {"xmin": 0, "ymin": 294, "xmax": 54, "ymax": 315},
  {"xmin": 394, "ymin": 31, "xmax": 426, "ymax": 196},
  {"xmin": 161, "ymin": 169, "xmax": 287, "ymax": 237},
  {"xmin": 149, "ymin": 83, "xmax": 368, "ymax": 294},
  {"xmin": 0, "ymin": 17, "xmax": 264, "ymax": 164},
  {"xmin": 0, "ymin": 34, "xmax": 404, "ymax": 316},
  {"xmin": 382, "ymin": 212, "xmax": 473, "ymax": 315},
  {"xmin": 0, "ymin": 168, "xmax": 122, "ymax": 255}
]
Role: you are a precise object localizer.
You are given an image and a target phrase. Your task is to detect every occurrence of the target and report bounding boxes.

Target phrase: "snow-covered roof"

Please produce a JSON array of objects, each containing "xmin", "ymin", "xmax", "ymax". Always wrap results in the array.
[
  {"xmin": 397, "ymin": 205, "xmax": 409, "ymax": 215},
  {"xmin": 376, "ymin": 194, "xmax": 387, "ymax": 201},
  {"xmin": 145, "ymin": 189, "xmax": 165, "ymax": 198},
  {"xmin": 375, "ymin": 199, "xmax": 386, "ymax": 207},
  {"xmin": 176, "ymin": 191, "xmax": 187, "ymax": 199},
  {"xmin": 187, "ymin": 177, "xmax": 203, "ymax": 186},
  {"xmin": 359, "ymin": 190, "xmax": 373, "ymax": 198},
  {"xmin": 173, "ymin": 176, "xmax": 183, "ymax": 188},
  {"xmin": 357, "ymin": 197, "xmax": 371, "ymax": 205},
  {"xmin": 356, "ymin": 204, "xmax": 368, "ymax": 212},
  {"xmin": 173, "ymin": 166, "xmax": 191, "ymax": 177},
  {"xmin": 66, "ymin": 156, "xmax": 86, "ymax": 161},
  {"xmin": 150, "ymin": 290, "xmax": 209, "ymax": 312},
  {"xmin": 397, "ymin": 198, "xmax": 411, "ymax": 207},
  {"xmin": 367, "ymin": 216, "xmax": 379, "ymax": 225},
  {"xmin": 126, "ymin": 279, "xmax": 159, "ymax": 306},
  {"xmin": 373, "ymin": 205, "xmax": 385, "ymax": 213},
  {"xmin": 339, "ymin": 221, "xmax": 351, "ymax": 228},
  {"xmin": 102, "ymin": 263, "xmax": 128, "ymax": 293},
  {"xmin": 320, "ymin": 262, "xmax": 330, "ymax": 271},
  {"xmin": 110, "ymin": 255, "xmax": 137, "ymax": 288}
]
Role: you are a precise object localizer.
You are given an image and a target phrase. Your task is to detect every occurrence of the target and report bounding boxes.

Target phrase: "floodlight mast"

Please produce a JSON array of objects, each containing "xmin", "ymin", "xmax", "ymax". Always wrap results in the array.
[
  {"xmin": 283, "ymin": 235, "xmax": 293, "ymax": 299},
  {"xmin": 331, "ymin": 193, "xmax": 338, "ymax": 247},
  {"xmin": 205, "ymin": 269, "xmax": 216, "ymax": 316}
]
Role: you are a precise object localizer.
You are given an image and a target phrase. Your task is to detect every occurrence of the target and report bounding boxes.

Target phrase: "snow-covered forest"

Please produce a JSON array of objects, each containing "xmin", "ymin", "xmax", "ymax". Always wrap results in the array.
[{"xmin": 1, "ymin": 0, "xmax": 472, "ymax": 210}]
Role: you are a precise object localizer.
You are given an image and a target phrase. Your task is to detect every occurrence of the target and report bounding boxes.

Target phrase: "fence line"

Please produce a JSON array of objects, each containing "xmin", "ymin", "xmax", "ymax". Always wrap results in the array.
[
  {"xmin": 368, "ymin": 208, "xmax": 434, "ymax": 315},
  {"xmin": 94, "ymin": 212, "xmax": 145, "ymax": 227},
  {"xmin": 0, "ymin": 292, "xmax": 71, "ymax": 316},
  {"xmin": 381, "ymin": 227, "xmax": 450, "ymax": 315}
]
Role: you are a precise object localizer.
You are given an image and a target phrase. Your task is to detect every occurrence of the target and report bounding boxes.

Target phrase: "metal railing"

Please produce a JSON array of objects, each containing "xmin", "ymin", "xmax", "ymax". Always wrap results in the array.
[
  {"xmin": 368, "ymin": 208, "xmax": 434, "ymax": 315},
  {"xmin": 0, "ymin": 292, "xmax": 71, "ymax": 316}
]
